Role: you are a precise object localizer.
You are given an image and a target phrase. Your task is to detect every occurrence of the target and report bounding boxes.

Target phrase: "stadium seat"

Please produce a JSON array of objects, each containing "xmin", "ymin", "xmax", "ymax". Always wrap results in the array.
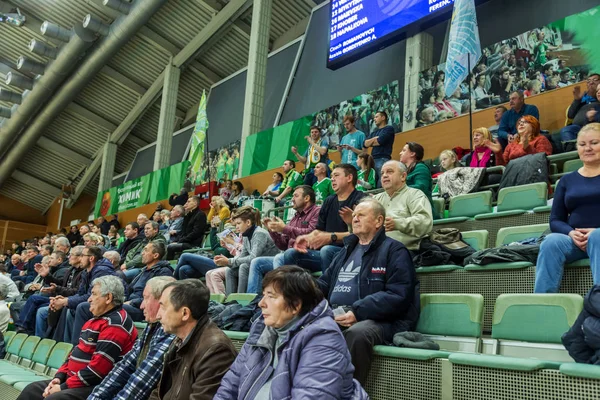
[
  {"xmin": 2, "ymin": 332, "xmax": 15, "ymax": 347},
  {"xmin": 416, "ymin": 230, "xmax": 489, "ymax": 274},
  {"xmin": 1, "ymin": 334, "xmax": 27, "ymax": 363},
  {"xmin": 474, "ymin": 182, "xmax": 548, "ymax": 220},
  {"xmin": 560, "ymin": 363, "xmax": 600, "ymax": 379},
  {"xmin": 563, "ymin": 159, "xmax": 583, "ymax": 173},
  {"xmin": 210, "ymin": 293, "xmax": 226, "ymax": 303},
  {"xmin": 0, "ymin": 338, "xmax": 54, "ymax": 377},
  {"xmin": 134, "ymin": 322, "xmax": 148, "ymax": 336},
  {"xmin": 464, "ymin": 224, "xmax": 548, "ymax": 271},
  {"xmin": 224, "ymin": 331, "xmax": 250, "ymax": 352},
  {"xmin": 449, "ymin": 293, "xmax": 583, "ymax": 371},
  {"xmin": 225, "ymin": 293, "xmax": 256, "ymax": 306},
  {"xmin": 448, "ymin": 191, "xmax": 493, "ymax": 219},
  {"xmin": 0, "ymin": 335, "xmax": 40, "ymax": 372},
  {"xmin": 432, "ymin": 197, "xmax": 445, "ymax": 220}
]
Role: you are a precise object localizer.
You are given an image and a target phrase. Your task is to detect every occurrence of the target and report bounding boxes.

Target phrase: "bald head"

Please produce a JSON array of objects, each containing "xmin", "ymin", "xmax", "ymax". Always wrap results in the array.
[{"xmin": 380, "ymin": 160, "xmax": 408, "ymax": 193}]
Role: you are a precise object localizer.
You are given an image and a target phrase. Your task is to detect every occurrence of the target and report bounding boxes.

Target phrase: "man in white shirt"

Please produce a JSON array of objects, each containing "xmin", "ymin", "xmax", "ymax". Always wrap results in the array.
[
  {"xmin": 0, "ymin": 264, "xmax": 21, "ymax": 300},
  {"xmin": 0, "ymin": 284, "xmax": 11, "ymax": 332}
]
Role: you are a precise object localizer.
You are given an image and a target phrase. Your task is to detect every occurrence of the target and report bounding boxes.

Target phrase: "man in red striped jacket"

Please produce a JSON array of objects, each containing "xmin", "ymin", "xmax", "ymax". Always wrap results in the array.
[{"xmin": 17, "ymin": 275, "xmax": 137, "ymax": 400}]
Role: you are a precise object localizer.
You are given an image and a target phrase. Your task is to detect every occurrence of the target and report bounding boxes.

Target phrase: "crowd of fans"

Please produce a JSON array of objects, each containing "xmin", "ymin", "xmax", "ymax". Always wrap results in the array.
[{"xmin": 0, "ymin": 70, "xmax": 599, "ymax": 399}]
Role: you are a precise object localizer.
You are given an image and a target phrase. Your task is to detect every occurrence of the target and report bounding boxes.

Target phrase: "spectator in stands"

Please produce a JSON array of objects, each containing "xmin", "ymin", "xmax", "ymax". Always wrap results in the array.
[
  {"xmin": 120, "ymin": 221, "xmax": 166, "ymax": 281},
  {"xmin": 561, "ymin": 74, "xmax": 600, "ymax": 142},
  {"xmin": 0, "ymin": 283, "xmax": 9, "ymax": 332},
  {"xmin": 503, "ymin": 115, "xmax": 553, "ymax": 162},
  {"xmin": 13, "ymin": 246, "xmax": 42, "ymax": 284},
  {"xmin": 78, "ymin": 225, "xmax": 90, "ymax": 245},
  {"xmin": 463, "ymin": 127, "xmax": 505, "ymax": 168},
  {"xmin": 0, "ymin": 264, "xmax": 20, "ymax": 300},
  {"xmin": 219, "ymin": 180, "xmax": 233, "ymax": 202},
  {"xmin": 168, "ymin": 188, "xmax": 189, "ymax": 208},
  {"xmin": 166, "ymin": 196, "xmax": 207, "ymax": 260},
  {"xmin": 216, "ymin": 266, "xmax": 367, "ymax": 400},
  {"xmin": 432, "ymin": 86, "xmax": 459, "ymax": 117},
  {"xmin": 275, "ymin": 159, "xmax": 303, "ymax": 204},
  {"xmin": 497, "ymin": 91, "xmax": 540, "ymax": 149},
  {"xmin": 535, "ymin": 123, "xmax": 600, "ymax": 293},
  {"xmin": 490, "ymin": 67, "xmax": 514, "ymax": 102},
  {"xmin": 524, "ymin": 79, "xmax": 542, "ymax": 98},
  {"xmin": 6, "ymin": 253, "xmax": 22, "ymax": 279},
  {"xmin": 103, "ymin": 250, "xmax": 120, "ymax": 269},
  {"xmin": 292, "ymin": 126, "xmax": 329, "ymax": 186},
  {"xmin": 50, "ymin": 246, "xmax": 116, "ymax": 345},
  {"xmin": 117, "ymin": 222, "xmax": 144, "ymax": 269},
  {"xmin": 399, "ymin": 142, "xmax": 433, "ymax": 204},
  {"xmin": 88, "ymin": 276, "xmax": 175, "ymax": 400},
  {"xmin": 286, "ymin": 164, "xmax": 366, "ymax": 273},
  {"xmin": 363, "ymin": 111, "xmax": 396, "ymax": 187},
  {"xmin": 262, "ymin": 172, "xmax": 284, "ymax": 197},
  {"xmin": 356, "ymin": 153, "xmax": 376, "ymax": 191},
  {"xmin": 98, "ymin": 216, "xmax": 110, "ymax": 235},
  {"xmin": 338, "ymin": 115, "xmax": 366, "ymax": 169},
  {"xmin": 375, "ymin": 160, "xmax": 433, "ymax": 254},
  {"xmin": 434, "ymin": 150, "xmax": 460, "ymax": 178},
  {"xmin": 67, "ymin": 225, "xmax": 80, "ymax": 247},
  {"xmin": 165, "ymin": 205, "xmax": 184, "ymax": 244},
  {"xmin": 312, "ymin": 162, "xmax": 334, "ymax": 202},
  {"xmin": 137, "ymin": 214, "xmax": 149, "ymax": 238},
  {"xmin": 152, "ymin": 211, "xmax": 167, "ymax": 231},
  {"xmin": 417, "ymin": 106, "xmax": 436, "ymax": 127},
  {"xmin": 208, "ymin": 195, "xmax": 231, "ymax": 227},
  {"xmin": 151, "ymin": 280, "xmax": 236, "ymax": 399},
  {"xmin": 488, "ymin": 106, "xmax": 507, "ymax": 140},
  {"xmin": 54, "ymin": 236, "xmax": 70, "ymax": 256},
  {"xmin": 160, "ymin": 209, "xmax": 170, "ymax": 225},
  {"xmin": 107, "ymin": 226, "xmax": 118, "ymax": 248},
  {"xmin": 229, "ymin": 181, "xmax": 248, "ymax": 206},
  {"xmin": 17, "ymin": 276, "xmax": 137, "ymax": 400},
  {"xmin": 316, "ymin": 198, "xmax": 419, "ymax": 384},
  {"xmin": 247, "ymin": 186, "xmax": 321, "ymax": 294},
  {"xmin": 108, "ymin": 214, "xmax": 120, "ymax": 232},
  {"xmin": 38, "ymin": 246, "xmax": 85, "ymax": 339},
  {"xmin": 474, "ymin": 73, "xmax": 499, "ymax": 108}
]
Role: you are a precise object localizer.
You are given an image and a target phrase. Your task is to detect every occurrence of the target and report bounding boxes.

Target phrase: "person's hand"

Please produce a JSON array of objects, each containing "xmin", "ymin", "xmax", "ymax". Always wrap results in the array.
[
  {"xmin": 384, "ymin": 217, "xmax": 396, "ymax": 232},
  {"xmin": 40, "ymin": 283, "xmax": 56, "ymax": 294},
  {"xmin": 29, "ymin": 283, "xmax": 41, "ymax": 292},
  {"xmin": 587, "ymin": 109, "xmax": 597, "ymax": 122},
  {"xmin": 569, "ymin": 230, "xmax": 588, "ymax": 252},
  {"xmin": 45, "ymin": 382, "xmax": 62, "ymax": 397},
  {"xmin": 213, "ymin": 255, "xmax": 229, "ymax": 267},
  {"xmin": 34, "ymin": 263, "xmax": 42, "ymax": 273},
  {"xmin": 522, "ymin": 134, "xmax": 530, "ymax": 149},
  {"xmin": 334, "ymin": 311, "xmax": 357, "ymax": 327},
  {"xmin": 39, "ymin": 263, "xmax": 50, "ymax": 277},
  {"xmin": 573, "ymin": 85, "xmax": 582, "ymax": 100},
  {"xmin": 291, "ymin": 146, "xmax": 298, "ymax": 154},
  {"xmin": 304, "ymin": 135, "xmax": 314, "ymax": 145},
  {"xmin": 308, "ymin": 232, "xmax": 332, "ymax": 249},
  {"xmin": 169, "ymin": 230, "xmax": 176, "ymax": 235},
  {"xmin": 262, "ymin": 217, "xmax": 272, "ymax": 230},
  {"xmin": 120, "ymin": 264, "xmax": 127, "ymax": 271},
  {"xmin": 507, "ymin": 134, "xmax": 515, "ymax": 144},
  {"xmin": 293, "ymin": 235, "xmax": 310, "ymax": 253},
  {"xmin": 268, "ymin": 217, "xmax": 286, "ymax": 233},
  {"xmin": 483, "ymin": 139, "xmax": 502, "ymax": 153},
  {"xmin": 19, "ymin": 270, "xmax": 26, "ymax": 276},
  {"xmin": 124, "ymin": 300, "xmax": 131, "ymax": 305},
  {"xmin": 43, "ymin": 378, "xmax": 61, "ymax": 397},
  {"xmin": 50, "ymin": 296, "xmax": 67, "ymax": 311},
  {"xmin": 339, "ymin": 206, "xmax": 354, "ymax": 226}
]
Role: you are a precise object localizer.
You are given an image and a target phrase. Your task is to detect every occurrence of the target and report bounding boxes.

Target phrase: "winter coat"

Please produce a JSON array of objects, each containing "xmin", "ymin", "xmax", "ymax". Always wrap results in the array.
[
  {"xmin": 127, "ymin": 261, "xmax": 173, "ymax": 308},
  {"xmin": 67, "ymin": 258, "xmax": 116, "ymax": 309},
  {"xmin": 149, "ymin": 315, "xmax": 237, "ymax": 400},
  {"xmin": 317, "ymin": 228, "xmax": 420, "ymax": 341},
  {"xmin": 214, "ymin": 299, "xmax": 369, "ymax": 400},
  {"xmin": 229, "ymin": 226, "xmax": 280, "ymax": 270},
  {"xmin": 127, "ymin": 234, "xmax": 167, "ymax": 269},
  {"xmin": 118, "ymin": 235, "xmax": 144, "ymax": 260},
  {"xmin": 437, "ymin": 167, "xmax": 486, "ymax": 199},
  {"xmin": 499, "ymin": 152, "xmax": 549, "ymax": 190},
  {"xmin": 463, "ymin": 245, "xmax": 540, "ymax": 266},
  {"xmin": 179, "ymin": 208, "xmax": 207, "ymax": 246},
  {"xmin": 563, "ymin": 285, "xmax": 600, "ymax": 364}
]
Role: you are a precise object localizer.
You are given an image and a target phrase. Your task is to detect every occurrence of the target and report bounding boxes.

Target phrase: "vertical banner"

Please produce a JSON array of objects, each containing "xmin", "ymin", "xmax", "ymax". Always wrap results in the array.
[{"xmin": 188, "ymin": 91, "xmax": 209, "ymax": 173}]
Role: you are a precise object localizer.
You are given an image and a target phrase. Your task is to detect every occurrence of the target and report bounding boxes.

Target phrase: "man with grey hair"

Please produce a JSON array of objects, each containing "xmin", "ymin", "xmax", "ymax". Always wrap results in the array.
[
  {"xmin": 317, "ymin": 197, "xmax": 419, "ymax": 385},
  {"xmin": 0, "ymin": 283, "xmax": 10, "ymax": 332},
  {"xmin": 166, "ymin": 205, "xmax": 184, "ymax": 243},
  {"xmin": 89, "ymin": 276, "xmax": 175, "ymax": 400},
  {"xmin": 373, "ymin": 160, "xmax": 433, "ymax": 253},
  {"xmin": 54, "ymin": 237, "xmax": 71, "ymax": 255},
  {"xmin": 103, "ymin": 250, "xmax": 121, "ymax": 269},
  {"xmin": 17, "ymin": 275, "xmax": 137, "ymax": 400}
]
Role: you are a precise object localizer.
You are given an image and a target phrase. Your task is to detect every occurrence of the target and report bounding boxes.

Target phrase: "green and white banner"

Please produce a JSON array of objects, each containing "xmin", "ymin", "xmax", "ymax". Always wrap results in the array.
[
  {"xmin": 188, "ymin": 90, "xmax": 209, "ymax": 173},
  {"xmin": 95, "ymin": 161, "xmax": 190, "ymax": 218}
]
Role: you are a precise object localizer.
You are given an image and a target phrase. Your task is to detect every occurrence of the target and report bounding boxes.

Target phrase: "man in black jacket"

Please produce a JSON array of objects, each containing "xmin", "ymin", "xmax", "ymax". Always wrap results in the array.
[
  {"xmin": 117, "ymin": 222, "xmax": 144, "ymax": 262},
  {"xmin": 169, "ymin": 188, "xmax": 189, "ymax": 207},
  {"xmin": 166, "ymin": 196, "xmax": 207, "ymax": 260},
  {"xmin": 317, "ymin": 198, "xmax": 419, "ymax": 385},
  {"xmin": 560, "ymin": 73, "xmax": 600, "ymax": 142}
]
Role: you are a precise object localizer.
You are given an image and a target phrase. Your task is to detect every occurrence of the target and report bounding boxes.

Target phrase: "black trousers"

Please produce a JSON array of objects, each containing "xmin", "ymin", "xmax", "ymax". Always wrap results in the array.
[
  {"xmin": 343, "ymin": 319, "xmax": 385, "ymax": 385},
  {"xmin": 166, "ymin": 242, "xmax": 194, "ymax": 260},
  {"xmin": 17, "ymin": 380, "xmax": 94, "ymax": 400}
]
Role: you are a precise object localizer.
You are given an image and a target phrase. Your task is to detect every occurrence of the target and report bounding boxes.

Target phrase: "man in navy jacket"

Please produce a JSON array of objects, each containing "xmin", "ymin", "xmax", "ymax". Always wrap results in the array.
[{"xmin": 317, "ymin": 198, "xmax": 419, "ymax": 384}]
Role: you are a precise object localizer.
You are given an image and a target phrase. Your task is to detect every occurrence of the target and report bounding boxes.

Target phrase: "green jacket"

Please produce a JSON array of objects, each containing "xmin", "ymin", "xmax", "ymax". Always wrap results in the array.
[
  {"xmin": 407, "ymin": 162, "xmax": 433, "ymax": 205},
  {"xmin": 126, "ymin": 234, "xmax": 167, "ymax": 269}
]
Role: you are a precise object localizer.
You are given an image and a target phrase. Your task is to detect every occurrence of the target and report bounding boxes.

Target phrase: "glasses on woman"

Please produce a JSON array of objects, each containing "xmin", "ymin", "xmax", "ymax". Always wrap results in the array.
[{"xmin": 517, "ymin": 119, "xmax": 530, "ymax": 126}]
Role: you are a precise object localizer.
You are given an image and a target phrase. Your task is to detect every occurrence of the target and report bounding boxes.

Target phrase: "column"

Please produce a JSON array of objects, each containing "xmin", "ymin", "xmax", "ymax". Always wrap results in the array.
[
  {"xmin": 403, "ymin": 32, "xmax": 434, "ymax": 132},
  {"xmin": 99, "ymin": 142, "xmax": 117, "ymax": 192},
  {"xmin": 238, "ymin": 0, "xmax": 273, "ymax": 176},
  {"xmin": 154, "ymin": 58, "xmax": 181, "ymax": 171}
]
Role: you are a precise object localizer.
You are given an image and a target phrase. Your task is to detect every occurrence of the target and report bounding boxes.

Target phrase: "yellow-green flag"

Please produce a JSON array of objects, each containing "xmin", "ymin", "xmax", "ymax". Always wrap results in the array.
[{"xmin": 188, "ymin": 90, "xmax": 209, "ymax": 173}]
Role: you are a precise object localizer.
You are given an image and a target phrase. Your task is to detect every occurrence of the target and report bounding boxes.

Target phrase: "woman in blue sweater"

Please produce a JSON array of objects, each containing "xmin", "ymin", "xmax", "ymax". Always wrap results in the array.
[{"xmin": 535, "ymin": 123, "xmax": 600, "ymax": 293}]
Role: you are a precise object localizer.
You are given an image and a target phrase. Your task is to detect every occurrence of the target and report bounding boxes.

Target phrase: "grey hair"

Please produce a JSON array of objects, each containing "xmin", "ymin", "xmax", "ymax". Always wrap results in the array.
[
  {"xmin": 0, "ymin": 284, "xmax": 8, "ymax": 300},
  {"xmin": 103, "ymin": 251, "xmax": 121, "ymax": 267},
  {"xmin": 91, "ymin": 275, "xmax": 125, "ymax": 306},
  {"xmin": 146, "ymin": 276, "xmax": 176, "ymax": 299},
  {"xmin": 382, "ymin": 160, "xmax": 408, "ymax": 173},
  {"xmin": 172, "ymin": 205, "xmax": 184, "ymax": 215},
  {"xmin": 160, "ymin": 209, "xmax": 171, "ymax": 217},
  {"xmin": 42, "ymin": 255, "xmax": 51, "ymax": 265},
  {"xmin": 55, "ymin": 237, "xmax": 70, "ymax": 249},
  {"xmin": 71, "ymin": 245, "xmax": 85, "ymax": 256},
  {"xmin": 358, "ymin": 197, "xmax": 387, "ymax": 219}
]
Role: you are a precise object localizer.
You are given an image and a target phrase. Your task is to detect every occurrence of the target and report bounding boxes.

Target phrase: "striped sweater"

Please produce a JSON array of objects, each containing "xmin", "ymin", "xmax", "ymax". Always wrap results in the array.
[{"xmin": 55, "ymin": 307, "xmax": 137, "ymax": 390}]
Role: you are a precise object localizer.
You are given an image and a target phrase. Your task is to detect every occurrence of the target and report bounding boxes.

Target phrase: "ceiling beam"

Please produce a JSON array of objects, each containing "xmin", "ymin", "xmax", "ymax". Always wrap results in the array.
[
  {"xmin": 100, "ymin": 65, "xmax": 147, "ymax": 96},
  {"xmin": 272, "ymin": 15, "xmax": 309, "ymax": 51},
  {"xmin": 11, "ymin": 170, "xmax": 62, "ymax": 197},
  {"xmin": 303, "ymin": 0, "xmax": 318, "ymax": 8},
  {"xmin": 66, "ymin": 102, "xmax": 118, "ymax": 131},
  {"xmin": 69, "ymin": 0, "xmax": 253, "ymax": 206},
  {"xmin": 188, "ymin": 61, "xmax": 222, "ymax": 82},
  {"xmin": 37, "ymin": 137, "xmax": 92, "ymax": 166}
]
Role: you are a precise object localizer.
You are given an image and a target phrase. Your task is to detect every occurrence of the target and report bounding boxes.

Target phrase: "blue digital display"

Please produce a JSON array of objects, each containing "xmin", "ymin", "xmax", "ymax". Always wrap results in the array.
[{"xmin": 328, "ymin": 0, "xmax": 455, "ymax": 65}]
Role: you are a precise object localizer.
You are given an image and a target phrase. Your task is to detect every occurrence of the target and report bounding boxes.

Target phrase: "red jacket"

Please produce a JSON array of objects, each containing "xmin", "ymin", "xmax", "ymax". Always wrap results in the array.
[
  {"xmin": 503, "ymin": 135, "xmax": 553, "ymax": 162},
  {"xmin": 56, "ymin": 307, "xmax": 137, "ymax": 389}
]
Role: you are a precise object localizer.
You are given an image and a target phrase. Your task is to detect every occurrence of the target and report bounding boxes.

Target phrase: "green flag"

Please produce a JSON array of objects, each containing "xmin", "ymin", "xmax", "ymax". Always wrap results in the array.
[{"xmin": 188, "ymin": 91, "xmax": 209, "ymax": 173}]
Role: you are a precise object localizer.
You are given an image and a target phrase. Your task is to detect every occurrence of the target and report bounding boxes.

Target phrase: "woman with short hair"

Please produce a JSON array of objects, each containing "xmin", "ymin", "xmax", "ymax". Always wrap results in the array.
[
  {"xmin": 215, "ymin": 266, "xmax": 368, "ymax": 400},
  {"xmin": 399, "ymin": 142, "xmax": 433, "ymax": 203}
]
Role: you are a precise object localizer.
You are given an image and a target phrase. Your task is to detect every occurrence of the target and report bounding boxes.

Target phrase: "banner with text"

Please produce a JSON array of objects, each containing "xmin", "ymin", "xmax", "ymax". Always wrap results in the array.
[{"xmin": 95, "ymin": 161, "xmax": 190, "ymax": 218}]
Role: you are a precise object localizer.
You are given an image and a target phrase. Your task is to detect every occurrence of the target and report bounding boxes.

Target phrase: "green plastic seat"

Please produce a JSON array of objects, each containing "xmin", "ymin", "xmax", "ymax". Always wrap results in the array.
[
  {"xmin": 416, "ymin": 265, "xmax": 462, "ymax": 273},
  {"xmin": 432, "ymin": 216, "xmax": 470, "ymax": 226},
  {"xmin": 474, "ymin": 183, "xmax": 548, "ymax": 220},
  {"xmin": 2, "ymin": 331, "xmax": 15, "ymax": 347},
  {"xmin": 223, "ymin": 331, "xmax": 250, "ymax": 341},
  {"xmin": 464, "ymin": 224, "xmax": 548, "ymax": 271},
  {"xmin": 373, "ymin": 345, "xmax": 451, "ymax": 361},
  {"xmin": 311, "ymin": 271, "xmax": 322, "ymax": 278},
  {"xmin": 418, "ymin": 294, "xmax": 484, "ymax": 338},
  {"xmin": 225, "ymin": 293, "xmax": 257, "ymax": 306},
  {"xmin": 462, "ymin": 230, "xmax": 489, "ymax": 251},
  {"xmin": 0, "ymin": 333, "xmax": 27, "ymax": 363},
  {"xmin": 448, "ymin": 191, "xmax": 492, "ymax": 218},
  {"xmin": 533, "ymin": 205, "xmax": 552, "ymax": 213},
  {"xmin": 45, "ymin": 342, "xmax": 73, "ymax": 376},
  {"xmin": 210, "ymin": 294, "xmax": 226, "ymax": 303},
  {"xmin": 449, "ymin": 352, "xmax": 561, "ymax": 371},
  {"xmin": 560, "ymin": 363, "xmax": 600, "ymax": 379},
  {"xmin": 432, "ymin": 197, "xmax": 445, "ymax": 220},
  {"xmin": 563, "ymin": 159, "xmax": 583, "ymax": 173},
  {"xmin": 0, "ymin": 335, "xmax": 41, "ymax": 373},
  {"xmin": 566, "ymin": 258, "xmax": 590, "ymax": 268},
  {"xmin": 134, "ymin": 321, "xmax": 148, "ymax": 337},
  {"xmin": 14, "ymin": 381, "xmax": 31, "ymax": 390}
]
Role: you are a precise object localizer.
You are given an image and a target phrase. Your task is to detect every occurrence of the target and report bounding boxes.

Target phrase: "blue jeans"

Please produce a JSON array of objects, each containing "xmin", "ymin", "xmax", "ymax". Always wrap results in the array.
[
  {"xmin": 283, "ymin": 245, "xmax": 342, "ymax": 273},
  {"xmin": 35, "ymin": 306, "xmax": 49, "ymax": 338},
  {"xmin": 559, "ymin": 125, "xmax": 581, "ymax": 142},
  {"xmin": 535, "ymin": 231, "xmax": 600, "ymax": 293},
  {"xmin": 64, "ymin": 308, "xmax": 76, "ymax": 344},
  {"xmin": 18, "ymin": 294, "xmax": 50, "ymax": 333},
  {"xmin": 247, "ymin": 253, "xmax": 285, "ymax": 294},
  {"xmin": 373, "ymin": 157, "xmax": 388, "ymax": 189},
  {"xmin": 174, "ymin": 253, "xmax": 217, "ymax": 279},
  {"xmin": 71, "ymin": 302, "xmax": 93, "ymax": 346}
]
